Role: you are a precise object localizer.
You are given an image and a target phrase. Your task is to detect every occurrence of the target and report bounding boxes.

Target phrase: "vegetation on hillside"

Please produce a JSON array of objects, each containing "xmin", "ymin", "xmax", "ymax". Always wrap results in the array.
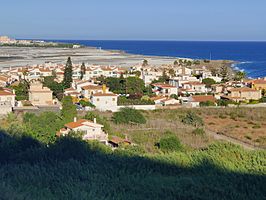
[
  {"xmin": 112, "ymin": 107, "xmax": 146, "ymax": 124},
  {"xmin": 0, "ymin": 130, "xmax": 265, "ymax": 200},
  {"xmin": 0, "ymin": 106, "xmax": 265, "ymax": 199}
]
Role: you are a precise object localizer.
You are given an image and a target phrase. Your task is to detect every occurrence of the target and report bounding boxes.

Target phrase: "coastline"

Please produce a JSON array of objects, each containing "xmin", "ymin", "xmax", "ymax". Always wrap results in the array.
[{"xmin": 0, "ymin": 44, "xmax": 239, "ymax": 79}]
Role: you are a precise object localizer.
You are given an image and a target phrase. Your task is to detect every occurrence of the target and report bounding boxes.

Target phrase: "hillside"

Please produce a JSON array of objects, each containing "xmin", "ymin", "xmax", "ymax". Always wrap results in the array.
[{"xmin": 0, "ymin": 130, "xmax": 265, "ymax": 200}]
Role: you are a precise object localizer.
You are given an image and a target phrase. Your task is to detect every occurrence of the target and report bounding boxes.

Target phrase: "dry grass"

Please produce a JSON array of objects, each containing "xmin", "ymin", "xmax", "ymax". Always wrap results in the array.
[
  {"xmin": 95, "ymin": 109, "xmax": 212, "ymax": 152},
  {"xmin": 196, "ymin": 107, "xmax": 266, "ymax": 148}
]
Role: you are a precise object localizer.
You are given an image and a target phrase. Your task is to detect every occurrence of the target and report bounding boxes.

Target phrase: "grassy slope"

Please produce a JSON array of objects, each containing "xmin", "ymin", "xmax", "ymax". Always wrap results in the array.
[{"xmin": 0, "ymin": 131, "xmax": 265, "ymax": 200}]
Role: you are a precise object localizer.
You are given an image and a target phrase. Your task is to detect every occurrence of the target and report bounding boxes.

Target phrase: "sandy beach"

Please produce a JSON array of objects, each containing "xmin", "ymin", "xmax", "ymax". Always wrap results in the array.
[{"xmin": 0, "ymin": 46, "xmax": 178, "ymax": 69}]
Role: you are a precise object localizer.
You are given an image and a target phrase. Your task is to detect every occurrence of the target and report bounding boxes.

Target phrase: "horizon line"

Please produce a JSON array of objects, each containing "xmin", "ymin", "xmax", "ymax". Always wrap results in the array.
[{"xmin": 17, "ymin": 38, "xmax": 266, "ymax": 43}]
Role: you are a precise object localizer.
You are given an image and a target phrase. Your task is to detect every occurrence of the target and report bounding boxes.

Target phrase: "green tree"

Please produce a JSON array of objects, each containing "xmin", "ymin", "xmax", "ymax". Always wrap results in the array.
[
  {"xmin": 12, "ymin": 80, "xmax": 29, "ymax": 101},
  {"xmin": 61, "ymin": 96, "xmax": 77, "ymax": 122},
  {"xmin": 220, "ymin": 64, "xmax": 229, "ymax": 82},
  {"xmin": 43, "ymin": 76, "xmax": 64, "ymax": 100},
  {"xmin": 142, "ymin": 59, "xmax": 148, "ymax": 67},
  {"xmin": 80, "ymin": 62, "xmax": 86, "ymax": 80},
  {"xmin": 202, "ymin": 78, "xmax": 216, "ymax": 88},
  {"xmin": 234, "ymin": 71, "xmax": 246, "ymax": 81},
  {"xmin": 125, "ymin": 77, "xmax": 145, "ymax": 95},
  {"xmin": 23, "ymin": 112, "xmax": 65, "ymax": 144},
  {"xmin": 63, "ymin": 57, "xmax": 73, "ymax": 89},
  {"xmin": 168, "ymin": 69, "xmax": 176, "ymax": 77},
  {"xmin": 112, "ymin": 108, "xmax": 146, "ymax": 124}
]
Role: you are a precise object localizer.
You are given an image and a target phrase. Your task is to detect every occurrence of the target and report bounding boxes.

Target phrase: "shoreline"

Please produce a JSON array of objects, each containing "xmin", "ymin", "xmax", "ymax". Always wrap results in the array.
[{"xmin": 0, "ymin": 45, "xmax": 241, "ymax": 79}]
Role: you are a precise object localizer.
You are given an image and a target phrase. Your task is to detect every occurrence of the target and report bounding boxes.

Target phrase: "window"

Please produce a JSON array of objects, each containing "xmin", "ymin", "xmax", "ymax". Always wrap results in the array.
[
  {"xmin": 97, "ymin": 98, "xmax": 100, "ymax": 101},
  {"xmin": 112, "ymin": 98, "xmax": 115, "ymax": 101}
]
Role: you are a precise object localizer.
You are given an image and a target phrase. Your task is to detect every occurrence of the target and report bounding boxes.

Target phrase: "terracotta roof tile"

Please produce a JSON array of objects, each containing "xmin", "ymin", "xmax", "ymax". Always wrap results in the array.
[{"xmin": 191, "ymin": 95, "xmax": 216, "ymax": 102}]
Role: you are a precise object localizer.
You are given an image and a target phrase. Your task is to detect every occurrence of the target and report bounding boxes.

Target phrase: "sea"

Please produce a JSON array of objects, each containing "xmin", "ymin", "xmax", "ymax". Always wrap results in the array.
[{"xmin": 49, "ymin": 40, "xmax": 266, "ymax": 78}]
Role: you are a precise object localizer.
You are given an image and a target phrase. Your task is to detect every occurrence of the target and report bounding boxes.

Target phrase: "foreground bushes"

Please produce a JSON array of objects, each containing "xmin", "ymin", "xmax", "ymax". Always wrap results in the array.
[{"xmin": 0, "ymin": 132, "xmax": 265, "ymax": 200}]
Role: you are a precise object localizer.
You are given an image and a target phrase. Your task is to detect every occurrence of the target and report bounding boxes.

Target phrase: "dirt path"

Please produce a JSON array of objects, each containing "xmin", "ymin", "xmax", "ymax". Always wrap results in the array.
[{"xmin": 206, "ymin": 130, "xmax": 263, "ymax": 150}]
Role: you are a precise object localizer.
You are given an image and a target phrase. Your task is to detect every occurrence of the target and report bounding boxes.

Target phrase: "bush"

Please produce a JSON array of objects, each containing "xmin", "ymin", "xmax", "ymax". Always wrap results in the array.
[
  {"xmin": 158, "ymin": 132, "xmax": 182, "ymax": 153},
  {"xmin": 79, "ymin": 100, "xmax": 95, "ymax": 108},
  {"xmin": 182, "ymin": 111, "xmax": 204, "ymax": 127},
  {"xmin": 259, "ymin": 97, "xmax": 266, "ymax": 103},
  {"xmin": 248, "ymin": 99, "xmax": 259, "ymax": 104},
  {"xmin": 200, "ymin": 101, "xmax": 216, "ymax": 107},
  {"xmin": 217, "ymin": 99, "xmax": 229, "ymax": 107},
  {"xmin": 202, "ymin": 78, "xmax": 216, "ymax": 88},
  {"xmin": 192, "ymin": 128, "xmax": 205, "ymax": 136},
  {"xmin": 112, "ymin": 108, "xmax": 146, "ymax": 124},
  {"xmin": 170, "ymin": 94, "xmax": 178, "ymax": 100}
]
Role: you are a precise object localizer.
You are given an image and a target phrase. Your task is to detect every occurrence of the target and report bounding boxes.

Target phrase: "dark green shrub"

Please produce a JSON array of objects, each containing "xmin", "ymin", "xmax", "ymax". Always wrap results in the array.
[
  {"xmin": 182, "ymin": 111, "xmax": 204, "ymax": 127},
  {"xmin": 200, "ymin": 101, "xmax": 216, "ymax": 107},
  {"xmin": 112, "ymin": 108, "xmax": 146, "ymax": 124},
  {"xmin": 217, "ymin": 99, "xmax": 229, "ymax": 107},
  {"xmin": 79, "ymin": 100, "xmax": 95, "ymax": 108},
  {"xmin": 259, "ymin": 97, "xmax": 266, "ymax": 103},
  {"xmin": 158, "ymin": 133, "xmax": 182, "ymax": 153}
]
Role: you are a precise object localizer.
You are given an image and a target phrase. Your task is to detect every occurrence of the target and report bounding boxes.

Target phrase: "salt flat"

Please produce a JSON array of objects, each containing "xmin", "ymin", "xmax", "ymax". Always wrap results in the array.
[{"xmin": 0, "ymin": 46, "xmax": 177, "ymax": 68}]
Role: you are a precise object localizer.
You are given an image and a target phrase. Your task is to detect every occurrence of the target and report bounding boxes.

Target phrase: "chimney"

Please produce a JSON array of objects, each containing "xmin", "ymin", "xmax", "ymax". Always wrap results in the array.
[
  {"xmin": 74, "ymin": 117, "xmax": 77, "ymax": 122},
  {"xmin": 102, "ymin": 84, "xmax": 107, "ymax": 94},
  {"xmin": 93, "ymin": 118, "xmax": 97, "ymax": 124}
]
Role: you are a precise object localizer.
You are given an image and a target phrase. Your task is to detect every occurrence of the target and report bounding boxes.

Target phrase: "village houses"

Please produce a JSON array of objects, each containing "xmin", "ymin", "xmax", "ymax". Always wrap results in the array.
[{"xmin": 57, "ymin": 118, "xmax": 108, "ymax": 145}]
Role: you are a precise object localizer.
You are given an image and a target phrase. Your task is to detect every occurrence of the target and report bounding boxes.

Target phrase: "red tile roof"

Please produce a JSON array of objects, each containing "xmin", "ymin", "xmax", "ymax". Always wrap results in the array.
[
  {"xmin": 252, "ymin": 79, "xmax": 266, "ymax": 84},
  {"xmin": 82, "ymin": 85, "xmax": 103, "ymax": 90},
  {"xmin": 93, "ymin": 93, "xmax": 117, "ymax": 97},
  {"xmin": 191, "ymin": 95, "xmax": 216, "ymax": 102},
  {"xmin": 228, "ymin": 87, "xmax": 258, "ymax": 92},
  {"xmin": 0, "ymin": 90, "xmax": 15, "ymax": 96},
  {"xmin": 184, "ymin": 81, "xmax": 205, "ymax": 85},
  {"xmin": 152, "ymin": 83, "xmax": 176, "ymax": 88},
  {"xmin": 65, "ymin": 119, "xmax": 89, "ymax": 129}
]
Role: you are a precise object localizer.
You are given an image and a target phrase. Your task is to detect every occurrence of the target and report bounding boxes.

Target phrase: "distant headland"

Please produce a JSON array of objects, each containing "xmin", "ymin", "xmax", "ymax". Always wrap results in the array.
[{"xmin": 0, "ymin": 36, "xmax": 81, "ymax": 48}]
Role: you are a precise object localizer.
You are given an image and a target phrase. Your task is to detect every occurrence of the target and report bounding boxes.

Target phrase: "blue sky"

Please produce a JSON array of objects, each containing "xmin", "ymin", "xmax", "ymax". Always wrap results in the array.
[{"xmin": 1, "ymin": 0, "xmax": 266, "ymax": 41}]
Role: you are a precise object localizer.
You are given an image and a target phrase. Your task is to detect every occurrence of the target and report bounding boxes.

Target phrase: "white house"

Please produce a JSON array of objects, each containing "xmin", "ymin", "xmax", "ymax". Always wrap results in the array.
[
  {"xmin": 169, "ymin": 76, "xmax": 199, "ymax": 88},
  {"xmin": 91, "ymin": 92, "xmax": 118, "ymax": 112},
  {"xmin": 152, "ymin": 83, "xmax": 178, "ymax": 97},
  {"xmin": 181, "ymin": 82, "xmax": 207, "ymax": 94},
  {"xmin": 82, "ymin": 85, "xmax": 109, "ymax": 99},
  {"xmin": 0, "ymin": 89, "xmax": 16, "ymax": 115},
  {"xmin": 187, "ymin": 95, "xmax": 216, "ymax": 107},
  {"xmin": 58, "ymin": 118, "xmax": 108, "ymax": 144}
]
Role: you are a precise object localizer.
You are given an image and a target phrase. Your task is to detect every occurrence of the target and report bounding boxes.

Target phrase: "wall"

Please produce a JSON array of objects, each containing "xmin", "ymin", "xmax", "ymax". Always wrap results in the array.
[{"xmin": 117, "ymin": 105, "xmax": 156, "ymax": 111}]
